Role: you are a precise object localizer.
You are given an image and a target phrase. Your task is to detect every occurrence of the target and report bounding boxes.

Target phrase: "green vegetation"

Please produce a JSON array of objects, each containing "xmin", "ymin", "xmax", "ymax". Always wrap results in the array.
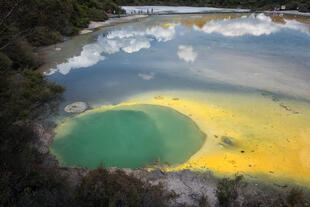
[
  {"xmin": 76, "ymin": 167, "xmax": 176, "ymax": 207},
  {"xmin": 286, "ymin": 188, "xmax": 305, "ymax": 207},
  {"xmin": 1, "ymin": 0, "xmax": 125, "ymax": 50},
  {"xmin": 0, "ymin": 1, "xmax": 119, "ymax": 206},
  {"xmin": 0, "ymin": 66, "xmax": 67, "ymax": 206},
  {"xmin": 215, "ymin": 175, "xmax": 246, "ymax": 207},
  {"xmin": 214, "ymin": 175, "xmax": 310, "ymax": 207},
  {"xmin": 117, "ymin": 0, "xmax": 310, "ymax": 12}
]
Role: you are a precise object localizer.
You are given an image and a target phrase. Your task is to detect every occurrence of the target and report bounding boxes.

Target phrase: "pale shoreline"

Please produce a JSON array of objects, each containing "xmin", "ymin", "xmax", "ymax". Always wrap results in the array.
[
  {"xmin": 121, "ymin": 6, "xmax": 310, "ymax": 17},
  {"xmin": 80, "ymin": 14, "xmax": 148, "ymax": 34},
  {"xmin": 264, "ymin": 10, "xmax": 310, "ymax": 17}
]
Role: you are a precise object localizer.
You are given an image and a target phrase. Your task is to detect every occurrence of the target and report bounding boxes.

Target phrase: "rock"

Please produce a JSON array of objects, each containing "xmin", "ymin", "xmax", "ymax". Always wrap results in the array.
[
  {"xmin": 154, "ymin": 96, "xmax": 164, "ymax": 100},
  {"xmin": 33, "ymin": 122, "xmax": 54, "ymax": 154},
  {"xmin": 64, "ymin": 102, "xmax": 88, "ymax": 113},
  {"xmin": 126, "ymin": 169, "xmax": 218, "ymax": 206},
  {"xmin": 42, "ymin": 153, "xmax": 59, "ymax": 168},
  {"xmin": 58, "ymin": 167, "xmax": 90, "ymax": 189},
  {"xmin": 80, "ymin": 29, "xmax": 93, "ymax": 34},
  {"xmin": 221, "ymin": 136, "xmax": 234, "ymax": 146}
]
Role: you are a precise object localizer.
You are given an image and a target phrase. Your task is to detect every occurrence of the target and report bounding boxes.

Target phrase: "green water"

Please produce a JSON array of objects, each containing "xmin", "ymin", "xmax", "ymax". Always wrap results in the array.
[{"xmin": 50, "ymin": 105, "xmax": 206, "ymax": 169}]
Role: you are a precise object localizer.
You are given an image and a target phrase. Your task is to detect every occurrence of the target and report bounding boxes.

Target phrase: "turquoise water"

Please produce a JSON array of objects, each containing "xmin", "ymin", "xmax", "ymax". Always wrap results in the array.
[{"xmin": 50, "ymin": 105, "xmax": 206, "ymax": 169}]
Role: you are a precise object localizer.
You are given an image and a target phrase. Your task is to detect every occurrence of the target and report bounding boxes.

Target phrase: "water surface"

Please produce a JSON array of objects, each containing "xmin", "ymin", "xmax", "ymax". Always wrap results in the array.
[
  {"xmin": 51, "ymin": 104, "xmax": 205, "ymax": 169},
  {"xmin": 46, "ymin": 13, "xmax": 310, "ymax": 108},
  {"xmin": 46, "ymin": 13, "xmax": 310, "ymax": 184}
]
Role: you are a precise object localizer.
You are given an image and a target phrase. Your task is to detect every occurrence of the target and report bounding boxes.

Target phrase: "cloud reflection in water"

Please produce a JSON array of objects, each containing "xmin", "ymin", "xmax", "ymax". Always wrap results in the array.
[
  {"xmin": 47, "ymin": 14, "xmax": 309, "ymax": 76},
  {"xmin": 177, "ymin": 45, "xmax": 197, "ymax": 63},
  {"xmin": 193, "ymin": 13, "xmax": 309, "ymax": 37},
  {"xmin": 47, "ymin": 25, "xmax": 176, "ymax": 75}
]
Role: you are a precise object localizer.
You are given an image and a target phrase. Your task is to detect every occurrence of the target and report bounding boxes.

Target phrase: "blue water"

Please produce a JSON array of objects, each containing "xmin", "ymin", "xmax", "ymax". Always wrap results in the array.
[{"xmin": 46, "ymin": 13, "xmax": 310, "ymax": 114}]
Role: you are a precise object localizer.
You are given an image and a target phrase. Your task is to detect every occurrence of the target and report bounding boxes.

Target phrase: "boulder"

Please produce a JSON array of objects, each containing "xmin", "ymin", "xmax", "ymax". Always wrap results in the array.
[{"xmin": 64, "ymin": 102, "xmax": 88, "ymax": 113}]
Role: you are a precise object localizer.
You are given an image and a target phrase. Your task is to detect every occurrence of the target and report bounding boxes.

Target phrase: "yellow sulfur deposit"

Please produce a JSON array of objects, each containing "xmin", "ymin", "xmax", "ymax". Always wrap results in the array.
[{"xmin": 125, "ymin": 90, "xmax": 310, "ymax": 186}]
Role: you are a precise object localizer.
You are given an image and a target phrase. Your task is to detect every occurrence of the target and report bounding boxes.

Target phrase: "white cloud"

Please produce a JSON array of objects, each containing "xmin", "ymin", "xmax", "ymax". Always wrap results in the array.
[
  {"xmin": 47, "ymin": 25, "xmax": 176, "ymax": 75},
  {"xmin": 138, "ymin": 72, "xmax": 155, "ymax": 80},
  {"xmin": 146, "ymin": 25, "xmax": 176, "ymax": 42},
  {"xmin": 97, "ymin": 34, "xmax": 151, "ymax": 54},
  {"xmin": 48, "ymin": 44, "xmax": 105, "ymax": 75},
  {"xmin": 123, "ymin": 39, "xmax": 151, "ymax": 53},
  {"xmin": 193, "ymin": 13, "xmax": 309, "ymax": 37},
  {"xmin": 177, "ymin": 45, "xmax": 197, "ymax": 63}
]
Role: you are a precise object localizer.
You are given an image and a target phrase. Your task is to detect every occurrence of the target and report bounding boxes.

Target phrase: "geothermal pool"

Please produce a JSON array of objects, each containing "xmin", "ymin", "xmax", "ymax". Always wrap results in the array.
[
  {"xmin": 51, "ymin": 104, "xmax": 205, "ymax": 169},
  {"xmin": 45, "ymin": 13, "xmax": 310, "ymax": 185}
]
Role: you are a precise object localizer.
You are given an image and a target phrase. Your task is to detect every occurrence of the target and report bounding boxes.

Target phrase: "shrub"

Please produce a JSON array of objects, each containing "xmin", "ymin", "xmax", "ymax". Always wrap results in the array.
[
  {"xmin": 0, "ymin": 52, "xmax": 12, "ymax": 71},
  {"xmin": 216, "ymin": 174, "xmax": 246, "ymax": 207},
  {"xmin": 28, "ymin": 27, "xmax": 63, "ymax": 47},
  {"xmin": 198, "ymin": 194, "xmax": 211, "ymax": 207},
  {"xmin": 298, "ymin": 3, "xmax": 310, "ymax": 12},
  {"xmin": 76, "ymin": 167, "xmax": 177, "ymax": 207},
  {"xmin": 286, "ymin": 188, "xmax": 305, "ymax": 207},
  {"xmin": 4, "ymin": 40, "xmax": 39, "ymax": 70},
  {"xmin": 102, "ymin": 1, "xmax": 126, "ymax": 14},
  {"xmin": 89, "ymin": 8, "xmax": 109, "ymax": 21},
  {"xmin": 286, "ymin": 1, "xmax": 298, "ymax": 10}
]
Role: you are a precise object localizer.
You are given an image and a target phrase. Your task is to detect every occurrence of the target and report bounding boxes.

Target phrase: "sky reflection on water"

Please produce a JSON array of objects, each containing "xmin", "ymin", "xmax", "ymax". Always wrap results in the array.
[
  {"xmin": 46, "ymin": 13, "xmax": 310, "ymax": 108},
  {"xmin": 193, "ymin": 13, "xmax": 309, "ymax": 36}
]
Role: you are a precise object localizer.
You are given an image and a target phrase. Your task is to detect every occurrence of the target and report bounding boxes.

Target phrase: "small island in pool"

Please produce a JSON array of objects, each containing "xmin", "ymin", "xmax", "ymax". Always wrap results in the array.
[{"xmin": 64, "ymin": 102, "xmax": 88, "ymax": 113}]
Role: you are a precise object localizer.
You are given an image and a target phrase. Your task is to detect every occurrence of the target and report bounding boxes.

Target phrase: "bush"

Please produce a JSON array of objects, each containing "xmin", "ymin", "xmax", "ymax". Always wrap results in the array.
[
  {"xmin": 298, "ymin": 3, "xmax": 310, "ymax": 12},
  {"xmin": 0, "ymin": 52, "xmax": 12, "ymax": 71},
  {"xmin": 198, "ymin": 195, "xmax": 210, "ymax": 207},
  {"xmin": 28, "ymin": 27, "xmax": 63, "ymax": 47},
  {"xmin": 76, "ymin": 167, "xmax": 177, "ymax": 207},
  {"xmin": 88, "ymin": 8, "xmax": 108, "ymax": 21},
  {"xmin": 216, "ymin": 175, "xmax": 246, "ymax": 207},
  {"xmin": 286, "ymin": 188, "xmax": 305, "ymax": 207},
  {"xmin": 0, "ymin": 69, "xmax": 64, "ymax": 124},
  {"xmin": 102, "ymin": 1, "xmax": 126, "ymax": 14},
  {"xmin": 4, "ymin": 40, "xmax": 39, "ymax": 70},
  {"xmin": 286, "ymin": 1, "xmax": 298, "ymax": 10}
]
